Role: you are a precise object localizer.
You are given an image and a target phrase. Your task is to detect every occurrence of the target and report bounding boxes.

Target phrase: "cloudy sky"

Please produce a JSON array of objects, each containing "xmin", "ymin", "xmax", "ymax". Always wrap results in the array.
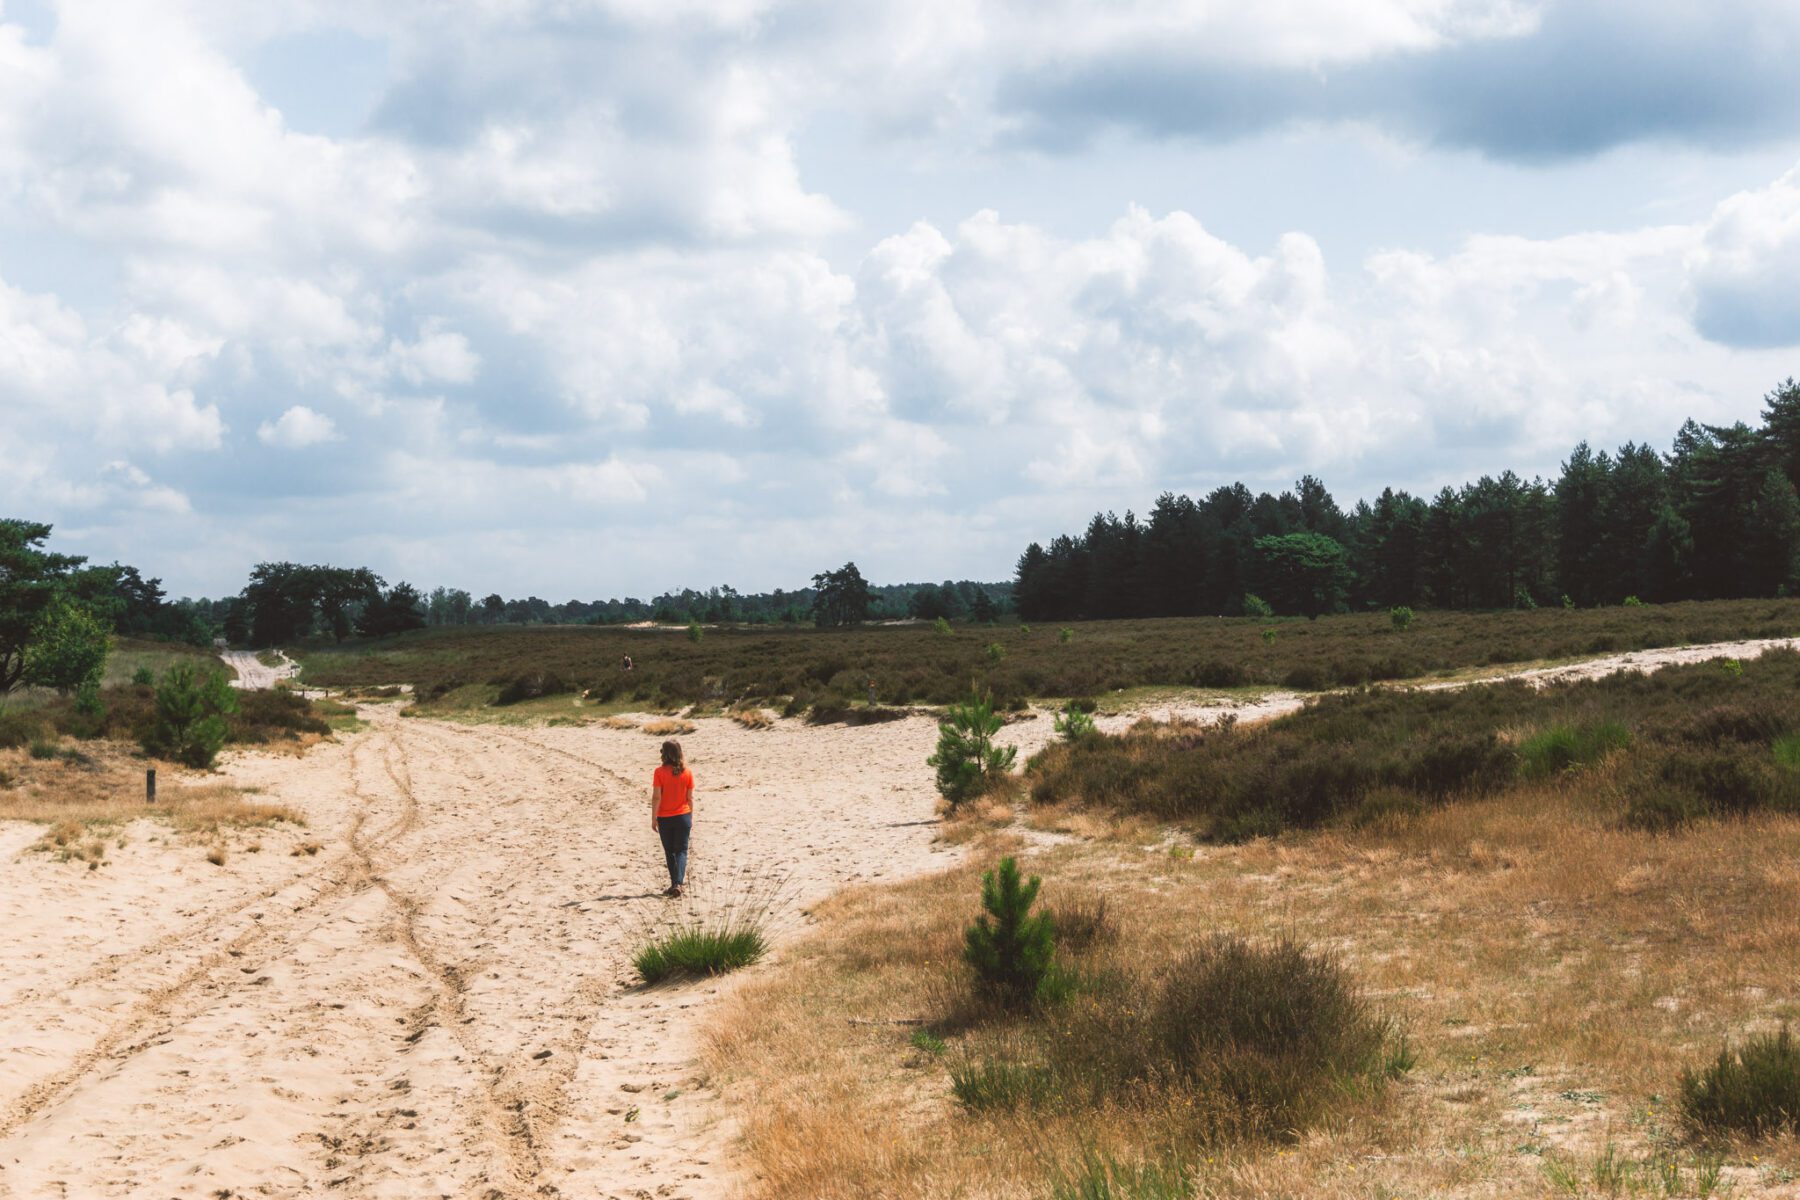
[{"xmin": 7, "ymin": 0, "xmax": 1800, "ymax": 599}]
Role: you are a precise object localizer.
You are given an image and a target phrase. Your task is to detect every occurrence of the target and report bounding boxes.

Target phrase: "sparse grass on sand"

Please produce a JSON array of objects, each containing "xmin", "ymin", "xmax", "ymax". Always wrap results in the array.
[
  {"xmin": 641, "ymin": 718, "xmax": 697, "ymax": 737},
  {"xmin": 3, "ymin": 736, "xmax": 300, "ymax": 864}
]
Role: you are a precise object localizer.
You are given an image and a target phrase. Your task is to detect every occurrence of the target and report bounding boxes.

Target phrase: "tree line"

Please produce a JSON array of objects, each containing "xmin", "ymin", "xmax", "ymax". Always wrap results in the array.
[{"xmin": 1013, "ymin": 381, "xmax": 1800, "ymax": 621}]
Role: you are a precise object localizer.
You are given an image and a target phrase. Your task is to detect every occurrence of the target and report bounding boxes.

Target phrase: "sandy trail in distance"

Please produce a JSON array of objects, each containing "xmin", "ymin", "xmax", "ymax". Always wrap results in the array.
[
  {"xmin": 0, "ymin": 633, "xmax": 1793, "ymax": 1198},
  {"xmin": 220, "ymin": 648, "xmax": 300, "ymax": 690}
]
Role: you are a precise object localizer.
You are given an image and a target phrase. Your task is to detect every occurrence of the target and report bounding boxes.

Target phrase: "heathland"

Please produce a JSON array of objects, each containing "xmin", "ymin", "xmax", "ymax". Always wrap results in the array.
[
  {"xmin": 291, "ymin": 596, "xmax": 1800, "ymax": 710},
  {"xmin": 3, "ymin": 605, "xmax": 1799, "ymax": 1197}
]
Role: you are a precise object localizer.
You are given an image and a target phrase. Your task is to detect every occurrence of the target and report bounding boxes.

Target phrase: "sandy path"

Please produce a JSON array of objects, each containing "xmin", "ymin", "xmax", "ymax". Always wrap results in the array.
[
  {"xmin": 220, "ymin": 649, "xmax": 300, "ymax": 690},
  {"xmin": 0, "ymin": 705, "xmax": 1031, "ymax": 1199},
  {"xmin": 1, "ymin": 632, "xmax": 1792, "ymax": 1198}
]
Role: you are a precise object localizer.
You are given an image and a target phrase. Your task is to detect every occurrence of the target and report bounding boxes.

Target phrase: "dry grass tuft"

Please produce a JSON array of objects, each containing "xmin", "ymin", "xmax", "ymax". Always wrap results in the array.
[
  {"xmin": 641, "ymin": 718, "xmax": 697, "ymax": 736},
  {"xmin": 729, "ymin": 704, "xmax": 775, "ymax": 731},
  {"xmin": 600, "ymin": 715, "xmax": 639, "ymax": 730}
]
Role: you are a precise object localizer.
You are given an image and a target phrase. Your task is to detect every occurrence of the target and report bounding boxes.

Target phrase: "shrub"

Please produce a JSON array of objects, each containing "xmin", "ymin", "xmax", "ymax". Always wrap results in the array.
[
  {"xmin": 1282, "ymin": 664, "xmax": 1326, "ymax": 690},
  {"xmin": 495, "ymin": 670, "xmax": 569, "ymax": 705},
  {"xmin": 142, "ymin": 663, "xmax": 238, "ymax": 768},
  {"xmin": 1191, "ymin": 660, "xmax": 1248, "ymax": 688},
  {"xmin": 687, "ymin": 620, "xmax": 704, "ymax": 643},
  {"xmin": 1519, "ymin": 721, "xmax": 1632, "ymax": 777},
  {"xmin": 1390, "ymin": 605, "xmax": 1414, "ymax": 631},
  {"xmin": 986, "ymin": 642, "xmax": 1006, "ymax": 664},
  {"xmin": 1260, "ymin": 626, "xmax": 1277, "ymax": 646},
  {"xmin": 635, "ymin": 924, "xmax": 766, "ymax": 983},
  {"xmin": 1775, "ymin": 733, "xmax": 1800, "ymax": 771},
  {"xmin": 1624, "ymin": 595, "xmax": 1646, "ymax": 607},
  {"xmin": 934, "ymin": 617, "xmax": 954, "ymax": 636},
  {"xmin": 1058, "ymin": 627, "xmax": 1073, "ymax": 644},
  {"xmin": 0, "ymin": 711, "xmax": 44, "ymax": 749},
  {"xmin": 1149, "ymin": 936, "xmax": 1401, "ymax": 1134},
  {"xmin": 963, "ymin": 857, "xmax": 1056, "ymax": 1007},
  {"xmin": 1053, "ymin": 703, "xmax": 1097, "ymax": 741},
  {"xmin": 29, "ymin": 739, "xmax": 58, "ymax": 760},
  {"xmin": 1242, "ymin": 593, "xmax": 1274, "ymax": 619},
  {"xmin": 928, "ymin": 691, "xmax": 1018, "ymax": 809},
  {"xmin": 1680, "ymin": 1026, "xmax": 1800, "ymax": 1137},
  {"xmin": 131, "ymin": 666, "xmax": 155, "ymax": 687}
]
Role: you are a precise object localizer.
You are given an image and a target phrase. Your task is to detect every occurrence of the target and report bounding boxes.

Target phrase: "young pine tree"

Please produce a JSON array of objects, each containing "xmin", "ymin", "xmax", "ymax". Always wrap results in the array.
[
  {"xmin": 963, "ymin": 856, "xmax": 1056, "ymax": 1007},
  {"xmin": 927, "ymin": 690, "xmax": 1017, "ymax": 808},
  {"xmin": 144, "ymin": 662, "xmax": 238, "ymax": 768}
]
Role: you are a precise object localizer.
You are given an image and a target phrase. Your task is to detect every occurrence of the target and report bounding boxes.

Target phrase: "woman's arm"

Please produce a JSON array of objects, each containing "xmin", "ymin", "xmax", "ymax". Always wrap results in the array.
[{"xmin": 649, "ymin": 785, "xmax": 659, "ymax": 830}]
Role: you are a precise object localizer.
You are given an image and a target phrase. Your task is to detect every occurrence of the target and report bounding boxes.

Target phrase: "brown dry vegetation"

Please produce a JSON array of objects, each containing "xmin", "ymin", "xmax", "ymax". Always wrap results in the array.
[
  {"xmin": 710, "ymin": 786, "xmax": 1800, "ymax": 1198},
  {"xmin": 292, "ymin": 597, "xmax": 1800, "ymax": 712},
  {"xmin": 0, "ymin": 735, "xmax": 300, "ymax": 855}
]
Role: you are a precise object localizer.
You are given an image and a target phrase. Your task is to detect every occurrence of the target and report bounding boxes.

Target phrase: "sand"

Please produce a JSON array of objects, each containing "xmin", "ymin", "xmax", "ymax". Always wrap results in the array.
[
  {"xmin": 0, "ymin": 633, "xmax": 1791, "ymax": 1198},
  {"xmin": 0, "ymin": 701, "xmax": 1068, "ymax": 1199}
]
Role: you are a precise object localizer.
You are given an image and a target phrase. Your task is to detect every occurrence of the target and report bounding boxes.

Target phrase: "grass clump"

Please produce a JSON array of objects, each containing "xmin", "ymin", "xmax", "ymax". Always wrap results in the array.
[
  {"xmin": 1048, "ymin": 1149, "xmax": 1188, "ymax": 1200},
  {"xmin": 641, "ymin": 718, "xmax": 697, "ymax": 736},
  {"xmin": 948, "ymin": 1055, "xmax": 1054, "ymax": 1109},
  {"xmin": 1680, "ymin": 1026, "xmax": 1800, "ymax": 1137},
  {"xmin": 635, "ymin": 925, "xmax": 767, "ymax": 983},
  {"xmin": 1519, "ymin": 720, "xmax": 1632, "ymax": 777}
]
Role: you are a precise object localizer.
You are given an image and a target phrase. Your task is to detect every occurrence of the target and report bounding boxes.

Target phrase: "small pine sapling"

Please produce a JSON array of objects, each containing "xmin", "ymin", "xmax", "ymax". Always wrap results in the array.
[
  {"xmin": 928, "ymin": 690, "xmax": 1018, "ymax": 808},
  {"xmin": 963, "ymin": 856, "xmax": 1056, "ymax": 1007},
  {"xmin": 144, "ymin": 662, "xmax": 238, "ymax": 768},
  {"xmin": 1053, "ymin": 703, "xmax": 1096, "ymax": 741}
]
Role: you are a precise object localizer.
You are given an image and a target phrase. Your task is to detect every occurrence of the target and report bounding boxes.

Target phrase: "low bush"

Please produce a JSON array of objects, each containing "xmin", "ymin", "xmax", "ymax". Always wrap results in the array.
[
  {"xmin": 634, "ymin": 925, "xmax": 767, "ymax": 983},
  {"xmin": 806, "ymin": 705, "xmax": 908, "ymax": 727},
  {"xmin": 948, "ymin": 933, "xmax": 1405, "ymax": 1140},
  {"xmin": 494, "ymin": 670, "xmax": 570, "ymax": 705},
  {"xmin": 1680, "ymin": 1026, "xmax": 1800, "ymax": 1137},
  {"xmin": 0, "ymin": 711, "xmax": 44, "ymax": 749},
  {"xmin": 1518, "ymin": 721, "xmax": 1632, "ymax": 777},
  {"xmin": 1028, "ymin": 650, "xmax": 1800, "ymax": 838},
  {"xmin": 1046, "ymin": 894, "xmax": 1115, "ymax": 952}
]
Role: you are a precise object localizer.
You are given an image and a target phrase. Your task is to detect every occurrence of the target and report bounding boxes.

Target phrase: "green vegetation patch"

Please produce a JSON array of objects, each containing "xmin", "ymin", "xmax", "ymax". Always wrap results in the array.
[
  {"xmin": 1028, "ymin": 649, "xmax": 1800, "ymax": 839},
  {"xmin": 634, "ymin": 925, "xmax": 767, "ymax": 984},
  {"xmin": 1680, "ymin": 1026, "xmax": 1800, "ymax": 1138}
]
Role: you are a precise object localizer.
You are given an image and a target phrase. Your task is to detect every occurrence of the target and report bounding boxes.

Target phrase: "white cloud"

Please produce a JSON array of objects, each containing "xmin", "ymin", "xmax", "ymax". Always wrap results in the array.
[{"xmin": 258, "ymin": 405, "xmax": 340, "ymax": 448}]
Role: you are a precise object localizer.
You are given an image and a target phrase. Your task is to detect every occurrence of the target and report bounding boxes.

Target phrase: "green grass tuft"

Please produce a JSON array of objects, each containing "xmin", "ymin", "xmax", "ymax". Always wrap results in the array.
[{"xmin": 634, "ymin": 926, "xmax": 767, "ymax": 984}]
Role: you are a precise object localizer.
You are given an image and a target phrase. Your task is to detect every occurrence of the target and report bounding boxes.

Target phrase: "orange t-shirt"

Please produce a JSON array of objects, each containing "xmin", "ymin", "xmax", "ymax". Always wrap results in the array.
[{"xmin": 653, "ymin": 766, "xmax": 694, "ymax": 818}]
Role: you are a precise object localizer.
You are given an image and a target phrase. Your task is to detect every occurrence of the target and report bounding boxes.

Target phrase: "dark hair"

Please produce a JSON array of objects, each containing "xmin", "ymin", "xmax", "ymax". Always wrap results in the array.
[{"xmin": 661, "ymin": 739, "xmax": 685, "ymax": 774}]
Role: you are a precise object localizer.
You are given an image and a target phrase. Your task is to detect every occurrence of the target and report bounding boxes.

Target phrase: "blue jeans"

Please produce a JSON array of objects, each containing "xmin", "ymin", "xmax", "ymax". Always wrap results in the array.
[{"xmin": 656, "ymin": 813, "xmax": 691, "ymax": 888}]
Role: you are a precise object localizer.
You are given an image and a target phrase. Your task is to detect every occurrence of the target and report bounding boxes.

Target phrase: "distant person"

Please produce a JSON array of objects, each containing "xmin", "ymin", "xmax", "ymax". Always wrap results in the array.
[
  {"xmin": 622, "ymin": 654, "xmax": 634, "ymax": 672},
  {"xmin": 650, "ymin": 739, "xmax": 694, "ymax": 898}
]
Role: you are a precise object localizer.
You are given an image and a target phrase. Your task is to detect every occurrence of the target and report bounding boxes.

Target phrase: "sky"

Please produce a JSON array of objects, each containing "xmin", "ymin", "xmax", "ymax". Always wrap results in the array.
[{"xmin": 7, "ymin": 0, "xmax": 1800, "ymax": 600}]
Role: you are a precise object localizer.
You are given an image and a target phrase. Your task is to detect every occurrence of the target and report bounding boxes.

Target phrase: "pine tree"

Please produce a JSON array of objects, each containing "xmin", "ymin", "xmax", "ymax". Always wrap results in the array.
[
  {"xmin": 144, "ymin": 662, "xmax": 238, "ymax": 768},
  {"xmin": 962, "ymin": 856, "xmax": 1056, "ymax": 1007},
  {"xmin": 927, "ymin": 691, "xmax": 1017, "ymax": 808}
]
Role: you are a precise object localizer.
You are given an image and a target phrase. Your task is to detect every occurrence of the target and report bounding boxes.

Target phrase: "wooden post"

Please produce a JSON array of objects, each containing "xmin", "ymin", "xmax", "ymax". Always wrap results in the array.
[{"xmin": 146, "ymin": 768, "xmax": 156, "ymax": 804}]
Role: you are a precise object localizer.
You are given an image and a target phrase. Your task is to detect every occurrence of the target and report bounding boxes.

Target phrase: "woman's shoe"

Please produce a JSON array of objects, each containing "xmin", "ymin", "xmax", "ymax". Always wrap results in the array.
[
  {"xmin": 670, "ymin": 885, "xmax": 684, "ymax": 898},
  {"xmin": 662, "ymin": 885, "xmax": 679, "ymax": 897}
]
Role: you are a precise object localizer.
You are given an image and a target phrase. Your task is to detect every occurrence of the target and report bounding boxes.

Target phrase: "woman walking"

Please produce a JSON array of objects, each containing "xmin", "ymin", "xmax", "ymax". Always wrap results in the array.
[{"xmin": 650, "ymin": 739, "xmax": 694, "ymax": 898}]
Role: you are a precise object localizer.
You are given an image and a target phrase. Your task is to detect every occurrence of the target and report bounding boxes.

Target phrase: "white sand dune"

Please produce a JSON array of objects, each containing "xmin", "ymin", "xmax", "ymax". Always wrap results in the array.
[{"xmin": 0, "ymin": 633, "xmax": 1792, "ymax": 1198}]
